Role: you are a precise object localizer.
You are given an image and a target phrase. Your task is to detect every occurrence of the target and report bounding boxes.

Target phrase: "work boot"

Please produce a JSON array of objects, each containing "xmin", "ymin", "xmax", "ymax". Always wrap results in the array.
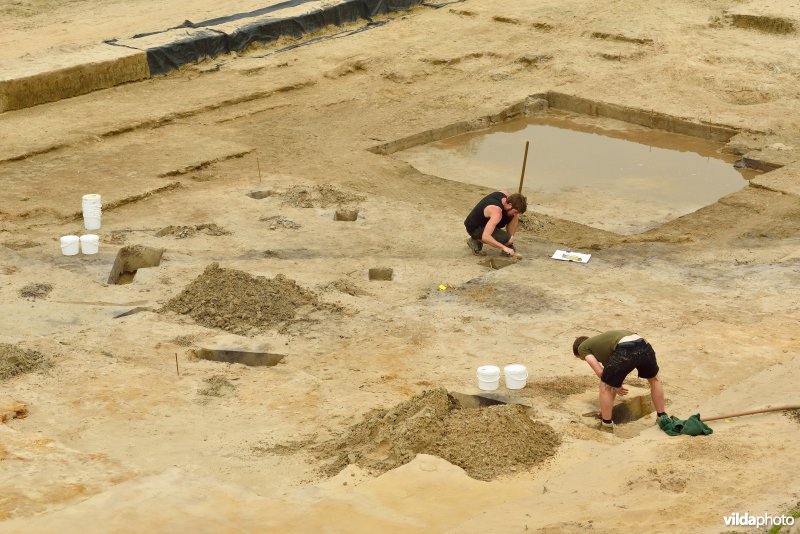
[
  {"xmin": 598, "ymin": 421, "xmax": 615, "ymax": 434},
  {"xmin": 466, "ymin": 237, "xmax": 483, "ymax": 255}
]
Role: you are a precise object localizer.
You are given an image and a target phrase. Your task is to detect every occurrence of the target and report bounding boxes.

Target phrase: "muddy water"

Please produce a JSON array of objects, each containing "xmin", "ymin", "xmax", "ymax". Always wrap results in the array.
[{"xmin": 398, "ymin": 112, "xmax": 757, "ymax": 234}]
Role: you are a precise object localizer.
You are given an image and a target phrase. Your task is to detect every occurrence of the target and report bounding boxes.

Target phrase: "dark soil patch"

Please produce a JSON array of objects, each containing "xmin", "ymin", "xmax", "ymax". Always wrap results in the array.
[
  {"xmin": 170, "ymin": 335, "xmax": 195, "ymax": 347},
  {"xmin": 252, "ymin": 436, "xmax": 317, "ymax": 456},
  {"xmin": 787, "ymin": 409, "xmax": 800, "ymax": 425},
  {"xmin": 450, "ymin": 280, "xmax": 554, "ymax": 315},
  {"xmin": 18, "ymin": 283, "xmax": 53, "ymax": 300},
  {"xmin": 3, "ymin": 240, "xmax": 41, "ymax": 251},
  {"xmin": 316, "ymin": 388, "xmax": 560, "ymax": 481},
  {"xmin": 0, "ymin": 344, "xmax": 51, "ymax": 381},
  {"xmin": 198, "ymin": 375, "xmax": 236, "ymax": 397},
  {"xmin": 517, "ymin": 375, "xmax": 649, "ymax": 408},
  {"xmin": 318, "ymin": 278, "xmax": 368, "ymax": 296},
  {"xmin": 161, "ymin": 263, "xmax": 323, "ymax": 335}
]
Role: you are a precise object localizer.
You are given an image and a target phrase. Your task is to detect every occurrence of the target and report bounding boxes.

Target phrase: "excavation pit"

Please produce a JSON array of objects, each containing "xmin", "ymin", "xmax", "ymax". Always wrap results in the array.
[
  {"xmin": 479, "ymin": 256, "xmax": 519, "ymax": 270},
  {"xmin": 368, "ymin": 267, "xmax": 393, "ymax": 281},
  {"xmin": 107, "ymin": 245, "xmax": 164, "ymax": 285},
  {"xmin": 193, "ymin": 348, "xmax": 285, "ymax": 367},
  {"xmin": 449, "ymin": 391, "xmax": 531, "ymax": 409},
  {"xmin": 584, "ymin": 394, "xmax": 655, "ymax": 425},
  {"xmin": 384, "ymin": 96, "xmax": 767, "ymax": 235},
  {"xmin": 334, "ymin": 209, "xmax": 359, "ymax": 221},
  {"xmin": 611, "ymin": 394, "xmax": 655, "ymax": 424},
  {"xmin": 247, "ymin": 190, "xmax": 273, "ymax": 199}
]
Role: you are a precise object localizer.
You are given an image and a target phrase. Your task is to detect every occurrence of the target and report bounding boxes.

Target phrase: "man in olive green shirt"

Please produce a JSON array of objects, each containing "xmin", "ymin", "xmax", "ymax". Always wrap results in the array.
[{"xmin": 572, "ymin": 330, "xmax": 667, "ymax": 432}]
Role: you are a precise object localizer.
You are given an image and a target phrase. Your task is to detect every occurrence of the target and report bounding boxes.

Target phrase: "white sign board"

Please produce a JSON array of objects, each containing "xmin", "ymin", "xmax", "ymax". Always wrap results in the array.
[{"xmin": 551, "ymin": 249, "xmax": 591, "ymax": 263}]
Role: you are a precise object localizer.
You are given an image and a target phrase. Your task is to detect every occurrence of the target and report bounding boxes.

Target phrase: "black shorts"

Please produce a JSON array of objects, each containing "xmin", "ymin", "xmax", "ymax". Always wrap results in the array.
[
  {"xmin": 467, "ymin": 225, "xmax": 511, "ymax": 245},
  {"xmin": 600, "ymin": 339, "xmax": 659, "ymax": 388}
]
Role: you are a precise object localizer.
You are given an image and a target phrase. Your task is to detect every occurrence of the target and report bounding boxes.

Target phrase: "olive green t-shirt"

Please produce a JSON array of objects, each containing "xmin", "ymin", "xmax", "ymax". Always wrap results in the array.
[{"xmin": 577, "ymin": 330, "xmax": 635, "ymax": 365}]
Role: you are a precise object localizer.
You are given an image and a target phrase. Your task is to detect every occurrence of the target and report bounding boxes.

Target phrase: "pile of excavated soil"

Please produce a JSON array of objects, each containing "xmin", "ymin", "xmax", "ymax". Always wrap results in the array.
[
  {"xmin": 259, "ymin": 215, "xmax": 301, "ymax": 229},
  {"xmin": 155, "ymin": 223, "xmax": 230, "ymax": 238},
  {"xmin": 161, "ymin": 263, "xmax": 320, "ymax": 335},
  {"xmin": 0, "ymin": 343, "xmax": 51, "ymax": 381},
  {"xmin": 281, "ymin": 184, "xmax": 366, "ymax": 208},
  {"xmin": 316, "ymin": 388, "xmax": 560, "ymax": 481}
]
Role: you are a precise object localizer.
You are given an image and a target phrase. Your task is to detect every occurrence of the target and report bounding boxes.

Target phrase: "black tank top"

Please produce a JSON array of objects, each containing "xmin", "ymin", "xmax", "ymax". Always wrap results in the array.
[{"xmin": 464, "ymin": 192, "xmax": 512, "ymax": 233}]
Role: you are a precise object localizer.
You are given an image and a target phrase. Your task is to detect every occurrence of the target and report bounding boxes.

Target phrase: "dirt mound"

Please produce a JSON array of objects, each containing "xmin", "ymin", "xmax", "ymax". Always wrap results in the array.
[
  {"xmin": 259, "ymin": 215, "xmax": 301, "ymax": 229},
  {"xmin": 0, "ymin": 344, "xmax": 51, "ymax": 381},
  {"xmin": 316, "ymin": 388, "xmax": 560, "ymax": 481},
  {"xmin": 155, "ymin": 223, "xmax": 230, "ymax": 239},
  {"xmin": 161, "ymin": 263, "xmax": 321, "ymax": 335},
  {"xmin": 281, "ymin": 184, "xmax": 366, "ymax": 208}
]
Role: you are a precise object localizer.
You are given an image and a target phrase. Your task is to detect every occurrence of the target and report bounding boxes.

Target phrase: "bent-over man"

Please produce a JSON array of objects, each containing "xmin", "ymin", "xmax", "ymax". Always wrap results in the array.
[{"xmin": 573, "ymin": 330, "xmax": 667, "ymax": 433}]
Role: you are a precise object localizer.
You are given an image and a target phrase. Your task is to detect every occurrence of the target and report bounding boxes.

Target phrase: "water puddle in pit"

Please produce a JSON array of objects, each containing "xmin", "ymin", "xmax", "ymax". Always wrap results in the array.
[{"xmin": 397, "ymin": 111, "xmax": 761, "ymax": 234}]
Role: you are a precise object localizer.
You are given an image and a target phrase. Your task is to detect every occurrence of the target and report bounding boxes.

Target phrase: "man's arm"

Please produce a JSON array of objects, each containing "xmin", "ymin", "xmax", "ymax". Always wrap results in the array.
[
  {"xmin": 584, "ymin": 354, "xmax": 604, "ymax": 378},
  {"xmin": 507, "ymin": 213, "xmax": 520, "ymax": 237},
  {"xmin": 585, "ymin": 354, "xmax": 628, "ymax": 395},
  {"xmin": 481, "ymin": 206, "xmax": 514, "ymax": 254}
]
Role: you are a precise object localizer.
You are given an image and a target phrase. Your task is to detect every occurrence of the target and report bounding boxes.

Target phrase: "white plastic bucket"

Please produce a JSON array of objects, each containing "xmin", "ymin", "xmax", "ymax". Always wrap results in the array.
[
  {"xmin": 477, "ymin": 365, "xmax": 501, "ymax": 391},
  {"xmin": 83, "ymin": 216, "xmax": 101, "ymax": 230},
  {"xmin": 504, "ymin": 364, "xmax": 528, "ymax": 390},
  {"xmin": 82, "ymin": 194, "xmax": 102, "ymax": 230},
  {"xmin": 60, "ymin": 235, "xmax": 80, "ymax": 256},
  {"xmin": 80, "ymin": 234, "xmax": 99, "ymax": 254}
]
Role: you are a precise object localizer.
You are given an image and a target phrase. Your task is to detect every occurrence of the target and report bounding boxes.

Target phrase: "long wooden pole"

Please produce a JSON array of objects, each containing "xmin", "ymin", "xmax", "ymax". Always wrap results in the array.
[
  {"xmin": 518, "ymin": 141, "xmax": 529, "ymax": 194},
  {"xmin": 701, "ymin": 404, "xmax": 800, "ymax": 423}
]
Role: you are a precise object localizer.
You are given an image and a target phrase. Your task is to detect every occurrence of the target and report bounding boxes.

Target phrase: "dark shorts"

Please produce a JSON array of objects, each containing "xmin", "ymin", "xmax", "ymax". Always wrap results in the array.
[
  {"xmin": 600, "ymin": 339, "xmax": 659, "ymax": 388},
  {"xmin": 467, "ymin": 225, "xmax": 511, "ymax": 245}
]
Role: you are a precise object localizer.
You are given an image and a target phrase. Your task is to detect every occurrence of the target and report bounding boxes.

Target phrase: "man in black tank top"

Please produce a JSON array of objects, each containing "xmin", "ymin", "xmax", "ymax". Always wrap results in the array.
[{"xmin": 464, "ymin": 191, "xmax": 527, "ymax": 255}]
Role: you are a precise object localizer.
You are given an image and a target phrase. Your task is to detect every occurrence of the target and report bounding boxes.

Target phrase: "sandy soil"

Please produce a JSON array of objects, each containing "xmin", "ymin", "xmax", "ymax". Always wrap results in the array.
[{"xmin": 2, "ymin": 0, "xmax": 800, "ymax": 532}]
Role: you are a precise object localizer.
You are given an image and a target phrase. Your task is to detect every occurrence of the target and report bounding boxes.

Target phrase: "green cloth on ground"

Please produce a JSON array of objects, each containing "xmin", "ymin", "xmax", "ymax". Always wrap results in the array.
[{"xmin": 658, "ymin": 414, "xmax": 714, "ymax": 436}]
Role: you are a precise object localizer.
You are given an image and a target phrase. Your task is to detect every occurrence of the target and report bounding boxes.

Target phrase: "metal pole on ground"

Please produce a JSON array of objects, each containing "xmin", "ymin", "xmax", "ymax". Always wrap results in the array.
[{"xmin": 702, "ymin": 404, "xmax": 800, "ymax": 422}]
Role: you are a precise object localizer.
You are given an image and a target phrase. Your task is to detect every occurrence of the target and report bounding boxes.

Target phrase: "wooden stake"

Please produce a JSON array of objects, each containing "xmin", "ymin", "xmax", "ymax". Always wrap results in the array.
[
  {"xmin": 702, "ymin": 404, "xmax": 800, "ymax": 423},
  {"xmin": 518, "ymin": 141, "xmax": 530, "ymax": 195},
  {"xmin": 256, "ymin": 155, "xmax": 262, "ymax": 184},
  {"xmin": 175, "ymin": 353, "xmax": 180, "ymax": 377}
]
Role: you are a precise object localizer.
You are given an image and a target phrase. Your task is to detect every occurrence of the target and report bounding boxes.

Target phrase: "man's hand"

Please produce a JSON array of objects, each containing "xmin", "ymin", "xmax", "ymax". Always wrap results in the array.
[
  {"xmin": 615, "ymin": 386, "xmax": 629, "ymax": 396},
  {"xmin": 502, "ymin": 246, "xmax": 515, "ymax": 256}
]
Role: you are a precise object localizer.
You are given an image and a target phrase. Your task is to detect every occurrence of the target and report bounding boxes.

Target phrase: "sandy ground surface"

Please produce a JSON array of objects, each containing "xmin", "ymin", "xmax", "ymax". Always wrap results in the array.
[{"xmin": 2, "ymin": 0, "xmax": 800, "ymax": 532}]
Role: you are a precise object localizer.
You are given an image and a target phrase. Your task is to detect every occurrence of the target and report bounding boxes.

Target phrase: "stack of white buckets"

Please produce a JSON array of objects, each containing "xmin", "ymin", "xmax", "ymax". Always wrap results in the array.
[
  {"xmin": 477, "ymin": 364, "xmax": 528, "ymax": 391},
  {"xmin": 60, "ymin": 194, "xmax": 101, "ymax": 256}
]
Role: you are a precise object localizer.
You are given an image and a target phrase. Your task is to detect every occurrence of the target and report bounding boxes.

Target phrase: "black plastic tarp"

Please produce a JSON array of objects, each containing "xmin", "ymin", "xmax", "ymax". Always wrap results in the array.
[
  {"xmin": 118, "ymin": 0, "xmax": 425, "ymax": 76},
  {"xmin": 144, "ymin": 29, "xmax": 229, "ymax": 76}
]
